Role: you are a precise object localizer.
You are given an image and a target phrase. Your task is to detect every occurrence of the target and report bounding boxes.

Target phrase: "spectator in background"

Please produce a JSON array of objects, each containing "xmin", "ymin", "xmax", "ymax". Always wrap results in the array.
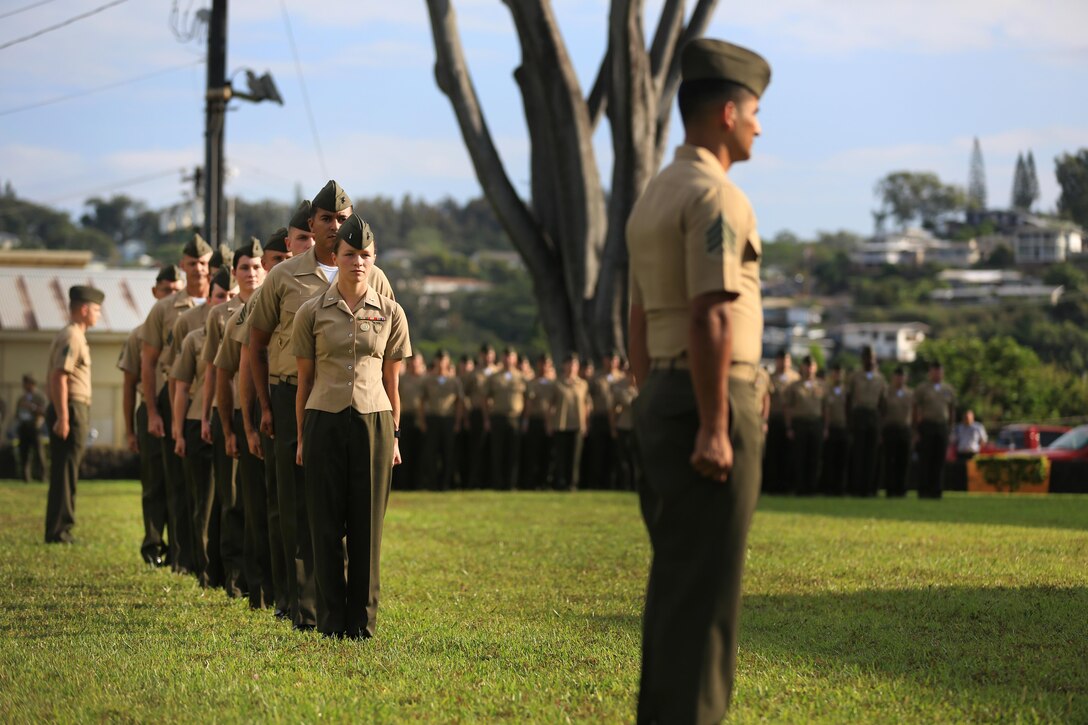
[
  {"xmin": 952, "ymin": 409, "xmax": 987, "ymax": 462},
  {"xmin": 15, "ymin": 374, "xmax": 48, "ymax": 483}
]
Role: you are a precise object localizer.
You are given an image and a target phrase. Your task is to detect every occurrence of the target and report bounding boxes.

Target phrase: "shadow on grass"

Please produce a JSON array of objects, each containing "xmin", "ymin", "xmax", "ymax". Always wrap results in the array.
[
  {"xmin": 756, "ymin": 493, "xmax": 1088, "ymax": 531},
  {"xmin": 742, "ymin": 585, "xmax": 1088, "ymax": 718}
]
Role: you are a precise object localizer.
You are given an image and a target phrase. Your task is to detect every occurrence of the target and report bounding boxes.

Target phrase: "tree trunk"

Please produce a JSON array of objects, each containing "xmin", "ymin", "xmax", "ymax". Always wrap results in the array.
[{"xmin": 425, "ymin": 0, "xmax": 718, "ymax": 361}]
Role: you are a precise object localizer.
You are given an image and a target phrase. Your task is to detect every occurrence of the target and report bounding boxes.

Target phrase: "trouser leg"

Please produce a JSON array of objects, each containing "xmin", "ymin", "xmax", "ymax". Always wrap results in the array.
[
  {"xmin": 213, "ymin": 414, "xmax": 244, "ymax": 597},
  {"xmin": 849, "ymin": 410, "xmax": 880, "ymax": 497},
  {"xmin": 490, "ymin": 415, "xmax": 520, "ymax": 490},
  {"xmin": 183, "ymin": 419, "xmax": 218, "ymax": 587},
  {"xmin": 234, "ymin": 410, "xmax": 271, "ymax": 608},
  {"xmin": 883, "ymin": 424, "xmax": 910, "ymax": 497},
  {"xmin": 272, "ymin": 383, "xmax": 317, "ymax": 628},
  {"xmin": 764, "ymin": 414, "xmax": 789, "ymax": 493},
  {"xmin": 136, "ymin": 403, "xmax": 168, "ymax": 562},
  {"xmin": 634, "ymin": 373, "xmax": 762, "ymax": 724},
  {"xmin": 159, "ymin": 386, "xmax": 193, "ymax": 573},
  {"xmin": 261, "ymin": 425, "xmax": 289, "ymax": 614},
  {"xmin": 917, "ymin": 421, "xmax": 947, "ymax": 498},
  {"xmin": 347, "ymin": 411, "xmax": 394, "ymax": 638},
  {"xmin": 44, "ymin": 402, "xmax": 86, "ymax": 543},
  {"xmin": 794, "ymin": 417, "xmax": 823, "ymax": 495}
]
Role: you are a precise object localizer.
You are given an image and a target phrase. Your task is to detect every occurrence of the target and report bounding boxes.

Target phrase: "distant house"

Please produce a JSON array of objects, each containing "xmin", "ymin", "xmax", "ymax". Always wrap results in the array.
[
  {"xmin": 851, "ymin": 228, "xmax": 977, "ymax": 268},
  {"xmin": 413, "ymin": 275, "xmax": 494, "ymax": 312},
  {"xmin": 838, "ymin": 322, "xmax": 929, "ymax": 363},
  {"xmin": 1012, "ymin": 218, "xmax": 1084, "ymax": 264},
  {"xmin": 930, "ymin": 269, "xmax": 1063, "ymax": 305},
  {"xmin": 470, "ymin": 249, "xmax": 524, "ymax": 270}
]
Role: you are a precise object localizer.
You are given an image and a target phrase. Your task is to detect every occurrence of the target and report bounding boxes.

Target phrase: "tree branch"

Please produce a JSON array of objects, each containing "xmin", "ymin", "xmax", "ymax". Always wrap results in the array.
[
  {"xmin": 425, "ymin": 0, "xmax": 575, "ymax": 355},
  {"xmin": 653, "ymin": 0, "xmax": 719, "ymax": 163}
]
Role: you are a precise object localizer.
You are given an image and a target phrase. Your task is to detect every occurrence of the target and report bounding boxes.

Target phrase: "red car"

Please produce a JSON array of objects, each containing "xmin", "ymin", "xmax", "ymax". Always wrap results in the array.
[
  {"xmin": 984, "ymin": 424, "xmax": 1070, "ymax": 453},
  {"xmin": 1009, "ymin": 424, "xmax": 1088, "ymax": 461},
  {"xmin": 948, "ymin": 423, "xmax": 1070, "ymax": 462}
]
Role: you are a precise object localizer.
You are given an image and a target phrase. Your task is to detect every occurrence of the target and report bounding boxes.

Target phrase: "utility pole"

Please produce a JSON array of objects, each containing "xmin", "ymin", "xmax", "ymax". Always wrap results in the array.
[{"xmin": 204, "ymin": 0, "xmax": 228, "ymax": 247}]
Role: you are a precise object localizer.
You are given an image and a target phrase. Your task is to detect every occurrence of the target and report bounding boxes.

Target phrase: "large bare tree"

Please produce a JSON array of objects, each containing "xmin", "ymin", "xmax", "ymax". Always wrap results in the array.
[{"xmin": 425, "ymin": 0, "xmax": 717, "ymax": 359}]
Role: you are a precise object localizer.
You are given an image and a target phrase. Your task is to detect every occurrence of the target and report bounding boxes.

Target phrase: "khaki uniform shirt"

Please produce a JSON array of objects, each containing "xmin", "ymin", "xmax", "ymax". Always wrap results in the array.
[
  {"xmin": 117, "ymin": 325, "xmax": 143, "ymax": 393},
  {"xmin": 882, "ymin": 387, "xmax": 914, "ymax": 427},
  {"xmin": 824, "ymin": 382, "xmax": 847, "ymax": 428},
  {"xmin": 48, "ymin": 323, "xmax": 92, "ymax": 405},
  {"xmin": 590, "ymin": 372, "xmax": 623, "ymax": 419},
  {"xmin": 848, "ymin": 370, "xmax": 887, "ymax": 411},
  {"xmin": 786, "ymin": 379, "xmax": 825, "ymax": 420},
  {"xmin": 292, "ymin": 284, "xmax": 410, "ymax": 415},
  {"xmin": 548, "ymin": 376, "xmax": 590, "ymax": 432},
  {"xmin": 485, "ymin": 369, "xmax": 526, "ymax": 418},
  {"xmin": 171, "ymin": 328, "xmax": 207, "ymax": 420},
  {"xmin": 524, "ymin": 377, "xmax": 554, "ymax": 419},
  {"xmin": 611, "ymin": 378, "xmax": 638, "ymax": 431},
  {"xmin": 248, "ymin": 247, "xmax": 395, "ymax": 380},
  {"xmin": 465, "ymin": 367, "xmax": 497, "ymax": 413},
  {"xmin": 769, "ymin": 369, "xmax": 801, "ymax": 417},
  {"xmin": 140, "ymin": 290, "xmax": 199, "ymax": 391},
  {"xmin": 201, "ymin": 297, "xmax": 244, "ymax": 367},
  {"xmin": 212, "ymin": 304, "xmax": 245, "ymax": 411},
  {"xmin": 164, "ymin": 302, "xmax": 211, "ymax": 372},
  {"xmin": 914, "ymin": 382, "xmax": 956, "ymax": 425},
  {"xmin": 421, "ymin": 374, "xmax": 464, "ymax": 417},
  {"xmin": 399, "ymin": 373, "xmax": 426, "ymax": 421},
  {"xmin": 626, "ymin": 144, "xmax": 762, "ymax": 372}
]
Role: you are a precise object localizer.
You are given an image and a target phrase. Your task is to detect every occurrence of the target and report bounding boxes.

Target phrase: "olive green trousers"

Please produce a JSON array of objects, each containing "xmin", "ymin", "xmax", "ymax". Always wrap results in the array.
[{"xmin": 634, "ymin": 371, "xmax": 762, "ymax": 724}]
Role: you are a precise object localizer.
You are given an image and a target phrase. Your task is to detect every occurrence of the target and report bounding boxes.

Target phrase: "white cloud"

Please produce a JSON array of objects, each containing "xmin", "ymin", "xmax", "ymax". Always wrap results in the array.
[{"xmin": 708, "ymin": 0, "xmax": 1088, "ymax": 57}]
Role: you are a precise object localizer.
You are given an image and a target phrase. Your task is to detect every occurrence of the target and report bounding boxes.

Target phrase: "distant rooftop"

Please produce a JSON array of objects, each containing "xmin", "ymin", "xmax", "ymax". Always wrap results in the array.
[{"xmin": 0, "ymin": 265, "xmax": 159, "ymax": 334}]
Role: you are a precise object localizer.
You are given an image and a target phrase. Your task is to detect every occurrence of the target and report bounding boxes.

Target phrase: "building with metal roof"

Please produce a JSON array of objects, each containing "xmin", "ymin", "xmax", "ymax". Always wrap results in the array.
[{"xmin": 0, "ymin": 259, "xmax": 163, "ymax": 449}]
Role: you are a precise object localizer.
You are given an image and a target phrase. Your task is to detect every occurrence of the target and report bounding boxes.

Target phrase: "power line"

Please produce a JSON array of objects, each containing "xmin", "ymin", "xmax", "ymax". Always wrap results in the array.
[
  {"xmin": 43, "ymin": 169, "xmax": 183, "ymax": 205},
  {"xmin": 0, "ymin": 58, "xmax": 205, "ymax": 118},
  {"xmin": 0, "ymin": 0, "xmax": 132, "ymax": 51},
  {"xmin": 279, "ymin": 0, "xmax": 328, "ymax": 177},
  {"xmin": 0, "ymin": 0, "xmax": 63, "ymax": 21}
]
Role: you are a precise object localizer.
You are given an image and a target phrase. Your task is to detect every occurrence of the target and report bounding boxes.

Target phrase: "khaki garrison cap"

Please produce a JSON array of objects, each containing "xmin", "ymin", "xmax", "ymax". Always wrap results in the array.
[
  {"xmin": 156, "ymin": 264, "xmax": 182, "ymax": 283},
  {"xmin": 336, "ymin": 213, "xmax": 375, "ymax": 250},
  {"xmin": 289, "ymin": 200, "xmax": 312, "ymax": 230},
  {"xmin": 312, "ymin": 180, "xmax": 352, "ymax": 213},
  {"xmin": 681, "ymin": 39, "xmax": 771, "ymax": 98},
  {"xmin": 70, "ymin": 284, "xmax": 105, "ymax": 305},
  {"xmin": 264, "ymin": 227, "xmax": 289, "ymax": 253},
  {"xmin": 183, "ymin": 233, "xmax": 214, "ymax": 258},
  {"xmin": 211, "ymin": 267, "xmax": 236, "ymax": 292},
  {"xmin": 233, "ymin": 236, "xmax": 264, "ymax": 263}
]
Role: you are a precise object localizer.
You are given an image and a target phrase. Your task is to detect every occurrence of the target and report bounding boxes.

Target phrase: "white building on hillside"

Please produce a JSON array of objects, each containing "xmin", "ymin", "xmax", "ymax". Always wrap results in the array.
[
  {"xmin": 838, "ymin": 322, "xmax": 929, "ymax": 363},
  {"xmin": 851, "ymin": 228, "xmax": 977, "ymax": 268},
  {"xmin": 1013, "ymin": 218, "xmax": 1083, "ymax": 263}
]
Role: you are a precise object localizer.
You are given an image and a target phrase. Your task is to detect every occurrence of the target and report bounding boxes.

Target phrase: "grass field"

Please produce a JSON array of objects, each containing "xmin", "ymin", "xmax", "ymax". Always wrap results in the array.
[{"xmin": 0, "ymin": 481, "xmax": 1085, "ymax": 723}]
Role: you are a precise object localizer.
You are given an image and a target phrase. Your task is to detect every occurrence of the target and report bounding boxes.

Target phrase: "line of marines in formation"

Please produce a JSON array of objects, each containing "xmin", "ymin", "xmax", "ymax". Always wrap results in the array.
[
  {"xmin": 758, "ymin": 346, "xmax": 958, "ymax": 499},
  {"xmin": 102, "ymin": 180, "xmax": 645, "ymax": 633}
]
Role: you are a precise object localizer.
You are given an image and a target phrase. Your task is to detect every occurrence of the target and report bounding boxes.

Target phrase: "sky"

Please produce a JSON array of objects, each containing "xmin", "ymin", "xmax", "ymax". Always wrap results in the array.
[{"xmin": 0, "ymin": 0, "xmax": 1085, "ymax": 241}]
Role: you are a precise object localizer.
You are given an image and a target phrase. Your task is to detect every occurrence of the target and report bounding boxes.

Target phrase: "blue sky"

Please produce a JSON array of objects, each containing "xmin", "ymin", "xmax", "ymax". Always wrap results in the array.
[{"xmin": 1, "ymin": 0, "xmax": 1085, "ymax": 240}]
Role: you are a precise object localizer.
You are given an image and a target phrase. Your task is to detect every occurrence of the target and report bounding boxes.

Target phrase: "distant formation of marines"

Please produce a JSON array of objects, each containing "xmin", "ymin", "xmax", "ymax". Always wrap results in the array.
[{"xmin": 762, "ymin": 346, "xmax": 957, "ymax": 498}]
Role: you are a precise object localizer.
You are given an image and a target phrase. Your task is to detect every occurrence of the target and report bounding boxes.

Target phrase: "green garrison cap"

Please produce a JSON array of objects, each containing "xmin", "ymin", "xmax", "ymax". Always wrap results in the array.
[
  {"xmin": 336, "ymin": 213, "xmax": 375, "ymax": 250},
  {"xmin": 680, "ymin": 39, "xmax": 771, "ymax": 98},
  {"xmin": 182, "ymin": 232, "xmax": 214, "ymax": 259},
  {"xmin": 233, "ymin": 237, "xmax": 264, "ymax": 267},
  {"xmin": 209, "ymin": 243, "xmax": 233, "ymax": 270},
  {"xmin": 156, "ymin": 264, "xmax": 182, "ymax": 283},
  {"xmin": 312, "ymin": 180, "xmax": 352, "ymax": 213},
  {"xmin": 289, "ymin": 200, "xmax": 312, "ymax": 230},
  {"xmin": 211, "ymin": 267, "xmax": 236, "ymax": 292},
  {"xmin": 264, "ymin": 227, "xmax": 288, "ymax": 253},
  {"xmin": 69, "ymin": 284, "xmax": 105, "ymax": 305}
]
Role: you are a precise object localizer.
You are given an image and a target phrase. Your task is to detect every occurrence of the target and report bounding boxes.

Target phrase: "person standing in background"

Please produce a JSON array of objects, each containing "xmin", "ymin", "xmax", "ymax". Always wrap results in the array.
[
  {"xmin": 846, "ymin": 346, "xmax": 887, "ymax": 497},
  {"xmin": 764, "ymin": 349, "xmax": 798, "ymax": 493},
  {"xmin": 44, "ymin": 285, "xmax": 104, "ymax": 544},
  {"xmin": 118, "ymin": 265, "xmax": 183, "ymax": 565},
  {"xmin": 913, "ymin": 361, "xmax": 956, "ymax": 499},
  {"xmin": 784, "ymin": 356, "xmax": 824, "ymax": 496},
  {"xmin": 822, "ymin": 363, "xmax": 849, "ymax": 495},
  {"xmin": 15, "ymin": 374, "xmax": 48, "ymax": 483},
  {"xmin": 881, "ymin": 366, "xmax": 913, "ymax": 497}
]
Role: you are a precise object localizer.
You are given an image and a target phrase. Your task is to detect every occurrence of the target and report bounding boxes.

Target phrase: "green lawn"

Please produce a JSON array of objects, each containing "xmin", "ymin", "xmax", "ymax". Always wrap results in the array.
[{"xmin": 0, "ymin": 482, "xmax": 1085, "ymax": 723}]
